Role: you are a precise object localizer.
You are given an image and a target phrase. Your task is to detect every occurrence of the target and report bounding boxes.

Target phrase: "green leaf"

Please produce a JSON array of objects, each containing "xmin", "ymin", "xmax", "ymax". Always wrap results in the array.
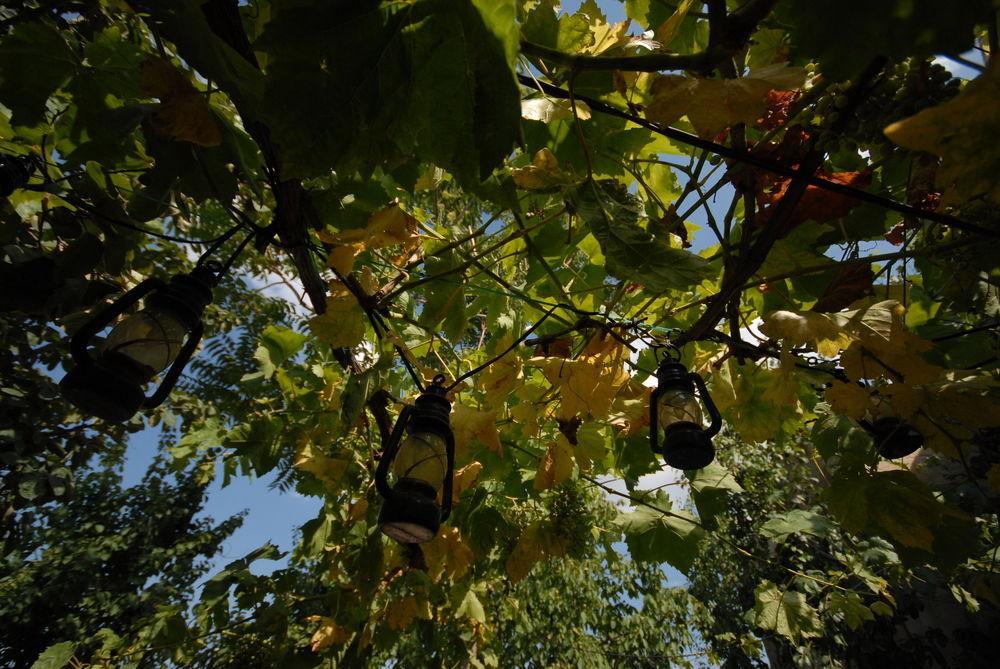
[
  {"xmin": 616, "ymin": 492, "xmax": 704, "ymax": 572},
  {"xmin": 260, "ymin": 325, "xmax": 308, "ymax": 367},
  {"xmin": 225, "ymin": 418, "xmax": 283, "ymax": 476},
  {"xmin": 686, "ymin": 461, "xmax": 743, "ymax": 526},
  {"xmin": 760, "ymin": 509, "xmax": 834, "ymax": 542},
  {"xmin": 419, "ymin": 251, "xmax": 468, "ymax": 338},
  {"xmin": 824, "ymin": 591, "xmax": 874, "ymax": 630},
  {"xmin": 826, "ymin": 475, "xmax": 873, "ymax": 535},
  {"xmin": 29, "ymin": 641, "xmax": 76, "ymax": 669},
  {"xmin": 785, "ymin": 0, "xmax": 991, "ymax": 80},
  {"xmin": 752, "ymin": 581, "xmax": 823, "ymax": 641},
  {"xmin": 522, "ymin": 0, "xmax": 593, "ymax": 52},
  {"xmin": 0, "ymin": 22, "xmax": 77, "ymax": 125},
  {"xmin": 573, "ymin": 180, "xmax": 712, "ymax": 292},
  {"xmin": 455, "ymin": 589, "xmax": 486, "ymax": 623},
  {"xmin": 258, "ymin": 0, "xmax": 519, "ymax": 183}
]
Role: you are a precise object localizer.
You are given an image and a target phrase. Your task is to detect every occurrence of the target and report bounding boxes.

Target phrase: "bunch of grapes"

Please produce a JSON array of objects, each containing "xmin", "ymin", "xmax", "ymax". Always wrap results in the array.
[
  {"xmin": 547, "ymin": 481, "xmax": 599, "ymax": 559},
  {"xmin": 811, "ymin": 59, "xmax": 962, "ymax": 155}
]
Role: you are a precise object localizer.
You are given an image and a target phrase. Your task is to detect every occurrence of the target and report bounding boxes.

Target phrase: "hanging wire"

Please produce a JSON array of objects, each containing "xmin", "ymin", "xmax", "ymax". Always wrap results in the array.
[{"xmin": 445, "ymin": 305, "xmax": 559, "ymax": 392}]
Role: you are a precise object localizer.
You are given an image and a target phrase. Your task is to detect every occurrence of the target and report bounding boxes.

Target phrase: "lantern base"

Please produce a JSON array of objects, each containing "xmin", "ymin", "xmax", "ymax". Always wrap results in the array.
[
  {"xmin": 378, "ymin": 478, "xmax": 441, "ymax": 544},
  {"xmin": 662, "ymin": 423, "xmax": 716, "ymax": 470},
  {"xmin": 871, "ymin": 418, "xmax": 923, "ymax": 459},
  {"xmin": 60, "ymin": 359, "xmax": 145, "ymax": 422}
]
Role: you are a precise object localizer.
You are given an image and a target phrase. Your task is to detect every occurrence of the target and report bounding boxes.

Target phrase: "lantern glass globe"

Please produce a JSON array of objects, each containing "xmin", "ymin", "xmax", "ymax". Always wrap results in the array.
[
  {"xmin": 657, "ymin": 387, "xmax": 703, "ymax": 430},
  {"xmin": 102, "ymin": 307, "xmax": 188, "ymax": 380},
  {"xmin": 392, "ymin": 431, "xmax": 448, "ymax": 495}
]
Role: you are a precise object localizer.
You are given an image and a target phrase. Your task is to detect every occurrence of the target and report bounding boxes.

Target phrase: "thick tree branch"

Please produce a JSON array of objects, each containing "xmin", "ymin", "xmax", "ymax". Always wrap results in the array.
[{"xmin": 675, "ymin": 58, "xmax": 890, "ymax": 345}]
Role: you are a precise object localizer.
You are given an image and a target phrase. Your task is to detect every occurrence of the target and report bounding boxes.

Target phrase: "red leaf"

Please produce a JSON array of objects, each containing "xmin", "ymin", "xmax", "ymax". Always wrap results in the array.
[
  {"xmin": 757, "ymin": 90, "xmax": 801, "ymax": 130},
  {"xmin": 811, "ymin": 263, "xmax": 875, "ymax": 312},
  {"xmin": 757, "ymin": 169, "xmax": 873, "ymax": 238}
]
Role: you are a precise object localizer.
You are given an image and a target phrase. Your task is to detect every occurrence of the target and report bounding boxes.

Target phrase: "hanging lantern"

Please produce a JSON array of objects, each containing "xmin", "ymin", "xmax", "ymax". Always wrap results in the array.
[
  {"xmin": 650, "ymin": 356, "xmax": 722, "ymax": 470},
  {"xmin": 375, "ymin": 375, "xmax": 456, "ymax": 544},
  {"xmin": 60, "ymin": 263, "xmax": 220, "ymax": 422},
  {"xmin": 864, "ymin": 417, "xmax": 924, "ymax": 459},
  {"xmin": 0, "ymin": 153, "xmax": 35, "ymax": 197}
]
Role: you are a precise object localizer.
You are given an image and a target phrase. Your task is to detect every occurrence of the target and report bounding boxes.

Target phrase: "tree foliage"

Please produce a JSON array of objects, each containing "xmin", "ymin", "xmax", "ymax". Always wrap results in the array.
[{"xmin": 1, "ymin": 0, "xmax": 998, "ymax": 666}]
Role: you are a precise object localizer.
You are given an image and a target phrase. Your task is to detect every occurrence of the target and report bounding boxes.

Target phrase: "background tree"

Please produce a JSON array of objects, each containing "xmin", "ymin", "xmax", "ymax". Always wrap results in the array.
[{"xmin": 0, "ymin": 462, "xmax": 242, "ymax": 668}]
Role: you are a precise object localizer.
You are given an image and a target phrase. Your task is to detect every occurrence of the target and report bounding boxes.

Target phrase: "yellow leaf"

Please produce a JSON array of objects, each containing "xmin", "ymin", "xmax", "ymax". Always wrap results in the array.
[
  {"xmin": 320, "ymin": 205, "xmax": 419, "ymax": 274},
  {"xmin": 308, "ymin": 283, "xmax": 365, "ymax": 349},
  {"xmin": 505, "ymin": 522, "xmax": 568, "ymax": 583},
  {"xmin": 533, "ymin": 435, "xmax": 575, "ymax": 491},
  {"xmin": 451, "ymin": 405, "xmax": 501, "ymax": 455},
  {"xmin": 326, "ymin": 243, "xmax": 363, "ymax": 276},
  {"xmin": 306, "ymin": 616, "xmax": 352, "ymax": 652},
  {"xmin": 654, "ymin": 0, "xmax": 695, "ymax": 45},
  {"xmin": 825, "ymin": 381, "xmax": 871, "ymax": 420},
  {"xmin": 760, "ymin": 310, "xmax": 851, "ymax": 358},
  {"xmin": 421, "ymin": 526, "xmax": 474, "ymax": 582},
  {"xmin": 646, "ymin": 66, "xmax": 806, "ymax": 137},
  {"xmin": 762, "ymin": 350, "xmax": 799, "ymax": 406},
  {"xmin": 140, "ymin": 56, "xmax": 221, "ymax": 147},
  {"xmin": 885, "ymin": 63, "xmax": 1000, "ymax": 204},
  {"xmin": 452, "ymin": 461, "xmax": 483, "ymax": 500},
  {"xmin": 511, "ymin": 148, "xmax": 577, "ymax": 190},
  {"xmin": 838, "ymin": 302, "xmax": 942, "ymax": 385},
  {"xmin": 924, "ymin": 372, "xmax": 1000, "ymax": 433},
  {"xmin": 385, "ymin": 596, "xmax": 432, "ymax": 631},
  {"xmin": 510, "ymin": 401, "xmax": 541, "ymax": 437},
  {"xmin": 521, "ymin": 98, "xmax": 591, "ymax": 122},
  {"xmin": 347, "ymin": 498, "xmax": 369, "ymax": 523},
  {"xmin": 531, "ymin": 355, "xmax": 628, "ymax": 420},
  {"xmin": 294, "ymin": 442, "xmax": 348, "ymax": 489},
  {"xmin": 478, "ymin": 357, "xmax": 522, "ymax": 409},
  {"xmin": 712, "ymin": 360, "xmax": 796, "ymax": 443},
  {"xmin": 882, "ymin": 383, "xmax": 924, "ymax": 419}
]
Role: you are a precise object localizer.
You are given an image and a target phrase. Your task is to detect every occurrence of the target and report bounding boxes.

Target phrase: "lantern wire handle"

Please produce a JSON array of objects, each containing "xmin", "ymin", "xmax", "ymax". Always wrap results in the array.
[{"xmin": 652, "ymin": 342, "xmax": 682, "ymax": 366}]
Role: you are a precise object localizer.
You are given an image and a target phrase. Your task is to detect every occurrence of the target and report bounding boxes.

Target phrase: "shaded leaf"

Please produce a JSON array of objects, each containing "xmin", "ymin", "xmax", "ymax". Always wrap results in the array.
[
  {"xmin": 761, "ymin": 509, "xmax": 834, "ymax": 542},
  {"xmin": 752, "ymin": 581, "xmax": 822, "ymax": 641},
  {"xmin": 573, "ymin": 180, "xmax": 712, "ymax": 291}
]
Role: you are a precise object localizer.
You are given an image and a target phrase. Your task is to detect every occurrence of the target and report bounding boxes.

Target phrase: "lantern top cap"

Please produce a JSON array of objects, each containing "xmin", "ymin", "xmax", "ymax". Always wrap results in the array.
[
  {"xmin": 655, "ymin": 359, "xmax": 693, "ymax": 388},
  {"xmin": 423, "ymin": 373, "xmax": 448, "ymax": 397}
]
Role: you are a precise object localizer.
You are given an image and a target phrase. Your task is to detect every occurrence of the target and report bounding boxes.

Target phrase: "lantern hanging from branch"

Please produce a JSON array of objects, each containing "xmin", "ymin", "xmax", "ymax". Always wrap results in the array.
[
  {"xmin": 863, "ymin": 416, "xmax": 924, "ymax": 459},
  {"xmin": 650, "ymin": 353, "xmax": 722, "ymax": 470},
  {"xmin": 60, "ymin": 262, "xmax": 220, "ymax": 422},
  {"xmin": 375, "ymin": 374, "xmax": 455, "ymax": 544}
]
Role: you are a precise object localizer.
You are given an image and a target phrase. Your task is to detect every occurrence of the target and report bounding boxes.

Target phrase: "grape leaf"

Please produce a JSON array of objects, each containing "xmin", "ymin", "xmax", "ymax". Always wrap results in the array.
[
  {"xmin": 573, "ymin": 180, "xmax": 713, "ymax": 291},
  {"xmin": 616, "ymin": 493, "xmax": 704, "ymax": 572},
  {"xmin": 0, "ymin": 22, "xmax": 77, "ymax": 126},
  {"xmin": 533, "ymin": 435, "xmax": 575, "ymax": 491},
  {"xmin": 29, "ymin": 641, "xmax": 76, "ymax": 669},
  {"xmin": 761, "ymin": 509, "xmax": 834, "ymax": 542},
  {"xmin": 752, "ymin": 581, "xmax": 823, "ymax": 641}
]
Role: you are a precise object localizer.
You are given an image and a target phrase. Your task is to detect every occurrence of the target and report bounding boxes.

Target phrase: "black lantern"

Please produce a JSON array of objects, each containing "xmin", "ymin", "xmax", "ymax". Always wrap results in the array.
[
  {"xmin": 60, "ymin": 263, "xmax": 219, "ymax": 422},
  {"xmin": 863, "ymin": 417, "xmax": 924, "ymax": 459},
  {"xmin": 0, "ymin": 153, "xmax": 35, "ymax": 197},
  {"xmin": 650, "ymin": 357, "xmax": 722, "ymax": 470},
  {"xmin": 375, "ymin": 375, "xmax": 456, "ymax": 544}
]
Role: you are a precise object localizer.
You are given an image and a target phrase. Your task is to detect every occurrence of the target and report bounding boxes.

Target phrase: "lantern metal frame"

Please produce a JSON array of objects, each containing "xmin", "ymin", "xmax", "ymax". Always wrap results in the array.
[
  {"xmin": 375, "ymin": 374, "xmax": 456, "ymax": 543},
  {"xmin": 60, "ymin": 263, "xmax": 219, "ymax": 421},
  {"xmin": 0, "ymin": 153, "xmax": 35, "ymax": 197},
  {"xmin": 861, "ymin": 416, "xmax": 924, "ymax": 459},
  {"xmin": 649, "ymin": 351, "xmax": 722, "ymax": 470}
]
